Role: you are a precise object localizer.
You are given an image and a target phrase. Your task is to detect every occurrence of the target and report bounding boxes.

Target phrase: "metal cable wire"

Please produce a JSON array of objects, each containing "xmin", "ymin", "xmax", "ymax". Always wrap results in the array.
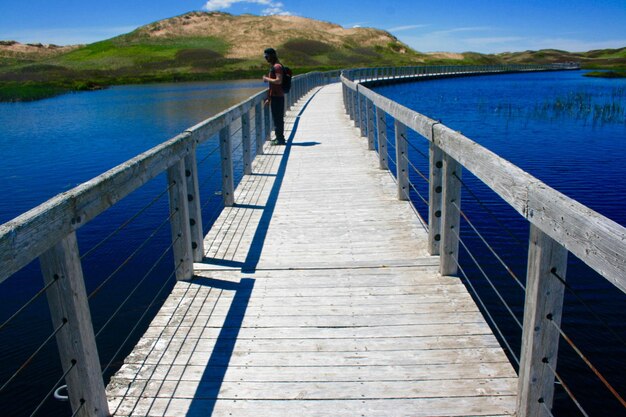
[
  {"xmin": 401, "ymin": 132, "xmax": 429, "ymax": 161},
  {"xmin": 122, "ymin": 278, "xmax": 204, "ymax": 414},
  {"xmin": 378, "ymin": 114, "xmax": 388, "ymax": 129},
  {"xmin": 29, "ymin": 359, "xmax": 76, "ymax": 417},
  {"xmin": 81, "ymin": 183, "xmax": 174, "ymax": 261},
  {"xmin": 453, "ymin": 172, "xmax": 527, "ymax": 251},
  {"xmin": 0, "ymin": 275, "xmax": 59, "ymax": 333},
  {"xmin": 400, "ymin": 182, "xmax": 429, "ymax": 232},
  {"xmin": 451, "ymin": 200, "xmax": 526, "ymax": 291},
  {"xmin": 539, "ymin": 400, "xmax": 557, "ymax": 417},
  {"xmin": 547, "ymin": 318, "xmax": 626, "ymax": 409},
  {"xmin": 87, "ymin": 208, "xmax": 178, "ymax": 300},
  {"xmin": 544, "ymin": 360, "xmax": 591, "ymax": 417},
  {"xmin": 101, "ymin": 259, "xmax": 180, "ymax": 377},
  {"xmin": 223, "ymin": 151, "xmax": 277, "ymax": 257},
  {"xmin": 140, "ymin": 285, "xmax": 219, "ymax": 415},
  {"xmin": 551, "ymin": 268, "xmax": 626, "ymax": 349},
  {"xmin": 385, "ymin": 135, "xmax": 396, "ymax": 153},
  {"xmin": 0, "ymin": 319, "xmax": 67, "ymax": 394},
  {"xmin": 197, "ymin": 143, "xmax": 221, "ymax": 168},
  {"xmin": 207, "ymin": 142, "xmax": 277, "ymax": 256},
  {"xmin": 199, "ymin": 163, "xmax": 222, "ymax": 190},
  {"xmin": 453, "ymin": 256, "xmax": 521, "ymax": 366},
  {"xmin": 408, "ymin": 180, "xmax": 429, "ymax": 208},
  {"xmin": 95, "ymin": 233, "xmax": 181, "ymax": 338},
  {"xmin": 402, "ymin": 153, "xmax": 430, "ymax": 185},
  {"xmin": 69, "ymin": 399, "xmax": 86, "ymax": 417},
  {"xmin": 452, "ymin": 228, "xmax": 524, "ymax": 330}
]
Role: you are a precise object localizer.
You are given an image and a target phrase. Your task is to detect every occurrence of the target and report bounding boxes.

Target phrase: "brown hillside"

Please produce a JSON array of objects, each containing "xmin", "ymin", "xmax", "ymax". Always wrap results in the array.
[
  {"xmin": 0, "ymin": 41, "xmax": 80, "ymax": 60},
  {"xmin": 131, "ymin": 11, "xmax": 405, "ymax": 59}
]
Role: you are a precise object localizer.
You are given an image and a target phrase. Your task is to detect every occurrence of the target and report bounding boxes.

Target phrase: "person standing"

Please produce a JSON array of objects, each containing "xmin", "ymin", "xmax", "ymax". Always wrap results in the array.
[{"xmin": 262, "ymin": 47, "xmax": 286, "ymax": 145}]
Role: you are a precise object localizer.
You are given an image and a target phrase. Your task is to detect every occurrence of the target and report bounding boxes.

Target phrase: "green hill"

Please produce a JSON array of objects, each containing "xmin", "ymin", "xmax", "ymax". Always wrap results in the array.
[{"xmin": 1, "ymin": 11, "xmax": 624, "ymax": 101}]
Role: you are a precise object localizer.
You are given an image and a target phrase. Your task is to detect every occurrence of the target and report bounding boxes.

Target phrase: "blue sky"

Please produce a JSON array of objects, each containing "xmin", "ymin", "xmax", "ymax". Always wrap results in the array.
[{"xmin": 0, "ymin": 0, "xmax": 625, "ymax": 53}]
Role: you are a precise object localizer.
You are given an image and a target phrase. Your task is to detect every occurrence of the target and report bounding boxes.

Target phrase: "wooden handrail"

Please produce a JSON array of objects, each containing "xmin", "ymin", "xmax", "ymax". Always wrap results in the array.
[
  {"xmin": 341, "ymin": 68, "xmax": 626, "ymax": 293},
  {"xmin": 340, "ymin": 62, "xmax": 623, "ymax": 417}
]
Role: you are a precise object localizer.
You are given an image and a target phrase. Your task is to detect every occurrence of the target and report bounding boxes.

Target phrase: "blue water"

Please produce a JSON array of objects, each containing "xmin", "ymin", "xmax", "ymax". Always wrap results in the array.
[
  {"xmin": 374, "ymin": 70, "xmax": 626, "ymax": 416},
  {"xmin": 0, "ymin": 80, "xmax": 263, "ymax": 416}
]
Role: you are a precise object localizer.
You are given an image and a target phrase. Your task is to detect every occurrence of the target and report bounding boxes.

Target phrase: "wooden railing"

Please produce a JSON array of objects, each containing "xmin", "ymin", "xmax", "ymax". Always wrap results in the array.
[
  {"xmin": 0, "ymin": 70, "xmax": 339, "ymax": 417},
  {"xmin": 340, "ymin": 63, "xmax": 625, "ymax": 417}
]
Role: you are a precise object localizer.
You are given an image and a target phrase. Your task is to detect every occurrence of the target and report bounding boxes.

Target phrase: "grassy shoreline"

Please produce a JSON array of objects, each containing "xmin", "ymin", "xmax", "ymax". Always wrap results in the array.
[{"xmin": 584, "ymin": 70, "xmax": 626, "ymax": 79}]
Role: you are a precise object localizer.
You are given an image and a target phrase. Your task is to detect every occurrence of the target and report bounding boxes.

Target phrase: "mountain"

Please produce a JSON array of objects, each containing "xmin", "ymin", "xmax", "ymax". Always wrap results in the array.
[{"xmin": 1, "ymin": 11, "xmax": 624, "ymax": 101}]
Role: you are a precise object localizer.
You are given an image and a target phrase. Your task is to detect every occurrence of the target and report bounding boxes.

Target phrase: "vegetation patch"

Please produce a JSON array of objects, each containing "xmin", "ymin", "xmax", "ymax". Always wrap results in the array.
[
  {"xmin": 584, "ymin": 70, "xmax": 626, "ymax": 78},
  {"xmin": 282, "ymin": 39, "xmax": 334, "ymax": 56}
]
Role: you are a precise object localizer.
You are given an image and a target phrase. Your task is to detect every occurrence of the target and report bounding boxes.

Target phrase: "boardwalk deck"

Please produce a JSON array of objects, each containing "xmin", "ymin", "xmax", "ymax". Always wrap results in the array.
[{"xmin": 106, "ymin": 83, "xmax": 517, "ymax": 416}]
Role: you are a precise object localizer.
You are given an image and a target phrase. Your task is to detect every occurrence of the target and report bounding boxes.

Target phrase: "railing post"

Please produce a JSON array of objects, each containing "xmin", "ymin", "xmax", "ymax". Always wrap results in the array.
[
  {"xmin": 241, "ymin": 111, "xmax": 252, "ymax": 175},
  {"xmin": 440, "ymin": 153, "xmax": 462, "ymax": 276},
  {"xmin": 428, "ymin": 143, "xmax": 444, "ymax": 255},
  {"xmin": 355, "ymin": 88, "xmax": 362, "ymax": 132},
  {"xmin": 219, "ymin": 125, "xmax": 235, "ymax": 206},
  {"xmin": 39, "ymin": 232, "xmax": 109, "ymax": 417},
  {"xmin": 367, "ymin": 99, "xmax": 375, "ymax": 150},
  {"xmin": 376, "ymin": 107, "xmax": 388, "ymax": 170},
  {"xmin": 394, "ymin": 120, "xmax": 409, "ymax": 200},
  {"xmin": 352, "ymin": 89, "xmax": 358, "ymax": 126},
  {"xmin": 264, "ymin": 103, "xmax": 271, "ymax": 142},
  {"xmin": 517, "ymin": 225, "xmax": 568, "ymax": 417},
  {"xmin": 255, "ymin": 102, "xmax": 264, "ymax": 155},
  {"xmin": 167, "ymin": 159, "xmax": 194, "ymax": 280},
  {"xmin": 184, "ymin": 144, "xmax": 204, "ymax": 262}
]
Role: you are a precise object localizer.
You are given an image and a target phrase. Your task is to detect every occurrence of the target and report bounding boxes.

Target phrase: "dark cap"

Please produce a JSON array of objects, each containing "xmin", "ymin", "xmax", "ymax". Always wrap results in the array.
[{"xmin": 264, "ymin": 48, "xmax": 277, "ymax": 56}]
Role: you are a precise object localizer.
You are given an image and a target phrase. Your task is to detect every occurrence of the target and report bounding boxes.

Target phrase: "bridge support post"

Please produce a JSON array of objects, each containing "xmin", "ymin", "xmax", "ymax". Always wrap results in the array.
[
  {"xmin": 394, "ymin": 120, "xmax": 409, "ymax": 201},
  {"xmin": 367, "ymin": 99, "xmax": 376, "ymax": 150},
  {"xmin": 219, "ymin": 125, "xmax": 235, "ymax": 207},
  {"xmin": 264, "ymin": 103, "xmax": 271, "ymax": 142},
  {"xmin": 352, "ymin": 89, "xmax": 358, "ymax": 124},
  {"xmin": 517, "ymin": 225, "xmax": 568, "ymax": 417},
  {"xmin": 40, "ymin": 232, "xmax": 110, "ymax": 417},
  {"xmin": 167, "ymin": 159, "xmax": 195, "ymax": 280},
  {"xmin": 376, "ymin": 107, "xmax": 388, "ymax": 170},
  {"xmin": 241, "ymin": 111, "xmax": 252, "ymax": 175},
  {"xmin": 184, "ymin": 144, "xmax": 204, "ymax": 262},
  {"xmin": 347, "ymin": 88, "xmax": 354, "ymax": 120},
  {"xmin": 255, "ymin": 102, "xmax": 264, "ymax": 155},
  {"xmin": 428, "ymin": 143, "xmax": 444, "ymax": 255},
  {"xmin": 440, "ymin": 154, "xmax": 462, "ymax": 276},
  {"xmin": 354, "ymin": 88, "xmax": 362, "ymax": 132}
]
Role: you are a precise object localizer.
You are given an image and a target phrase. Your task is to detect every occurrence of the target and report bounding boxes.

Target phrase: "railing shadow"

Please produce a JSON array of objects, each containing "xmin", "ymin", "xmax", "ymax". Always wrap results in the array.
[
  {"xmin": 185, "ymin": 275, "xmax": 255, "ymax": 416},
  {"xmin": 241, "ymin": 88, "xmax": 320, "ymax": 273},
  {"xmin": 186, "ymin": 88, "xmax": 322, "ymax": 416}
]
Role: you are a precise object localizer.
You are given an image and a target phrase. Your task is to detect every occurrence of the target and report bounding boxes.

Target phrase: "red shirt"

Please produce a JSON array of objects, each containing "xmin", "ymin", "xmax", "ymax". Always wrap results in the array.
[{"xmin": 268, "ymin": 63, "xmax": 285, "ymax": 97}]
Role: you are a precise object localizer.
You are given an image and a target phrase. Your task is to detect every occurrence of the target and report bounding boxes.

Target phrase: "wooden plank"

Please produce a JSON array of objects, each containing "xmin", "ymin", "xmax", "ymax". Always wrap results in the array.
[
  {"xmin": 112, "ymin": 361, "xmax": 516, "ymax": 383},
  {"xmin": 109, "ymin": 397, "xmax": 517, "ymax": 417},
  {"xmin": 106, "ymin": 83, "xmax": 517, "ymax": 417}
]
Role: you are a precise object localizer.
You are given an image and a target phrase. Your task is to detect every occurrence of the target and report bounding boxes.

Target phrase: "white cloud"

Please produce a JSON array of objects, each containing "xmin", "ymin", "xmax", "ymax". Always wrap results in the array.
[
  {"xmin": 203, "ymin": 0, "xmax": 292, "ymax": 15},
  {"xmin": 388, "ymin": 24, "xmax": 429, "ymax": 33}
]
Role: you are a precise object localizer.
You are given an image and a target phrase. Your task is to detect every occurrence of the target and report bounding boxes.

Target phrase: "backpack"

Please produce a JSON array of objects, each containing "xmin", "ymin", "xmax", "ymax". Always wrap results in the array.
[{"xmin": 281, "ymin": 64, "xmax": 292, "ymax": 93}]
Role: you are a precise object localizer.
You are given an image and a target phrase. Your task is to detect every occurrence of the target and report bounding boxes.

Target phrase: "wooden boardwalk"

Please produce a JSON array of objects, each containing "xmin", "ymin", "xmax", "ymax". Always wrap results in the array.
[{"xmin": 106, "ymin": 83, "xmax": 517, "ymax": 416}]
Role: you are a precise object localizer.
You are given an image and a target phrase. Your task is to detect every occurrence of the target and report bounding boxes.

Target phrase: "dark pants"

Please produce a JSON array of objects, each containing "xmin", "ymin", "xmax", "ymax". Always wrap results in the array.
[{"xmin": 270, "ymin": 96, "xmax": 285, "ymax": 141}]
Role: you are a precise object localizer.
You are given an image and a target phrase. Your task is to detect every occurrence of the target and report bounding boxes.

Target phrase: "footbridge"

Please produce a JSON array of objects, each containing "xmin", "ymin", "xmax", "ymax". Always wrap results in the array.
[{"xmin": 2, "ymin": 63, "xmax": 625, "ymax": 417}]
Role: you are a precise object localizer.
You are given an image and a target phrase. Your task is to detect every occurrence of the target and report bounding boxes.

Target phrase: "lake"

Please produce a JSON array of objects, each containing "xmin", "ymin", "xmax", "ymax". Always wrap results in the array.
[
  {"xmin": 373, "ymin": 70, "xmax": 626, "ymax": 417},
  {"xmin": 1, "ymin": 71, "xmax": 625, "ymax": 416},
  {"xmin": 0, "ymin": 79, "xmax": 264, "ymax": 416}
]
